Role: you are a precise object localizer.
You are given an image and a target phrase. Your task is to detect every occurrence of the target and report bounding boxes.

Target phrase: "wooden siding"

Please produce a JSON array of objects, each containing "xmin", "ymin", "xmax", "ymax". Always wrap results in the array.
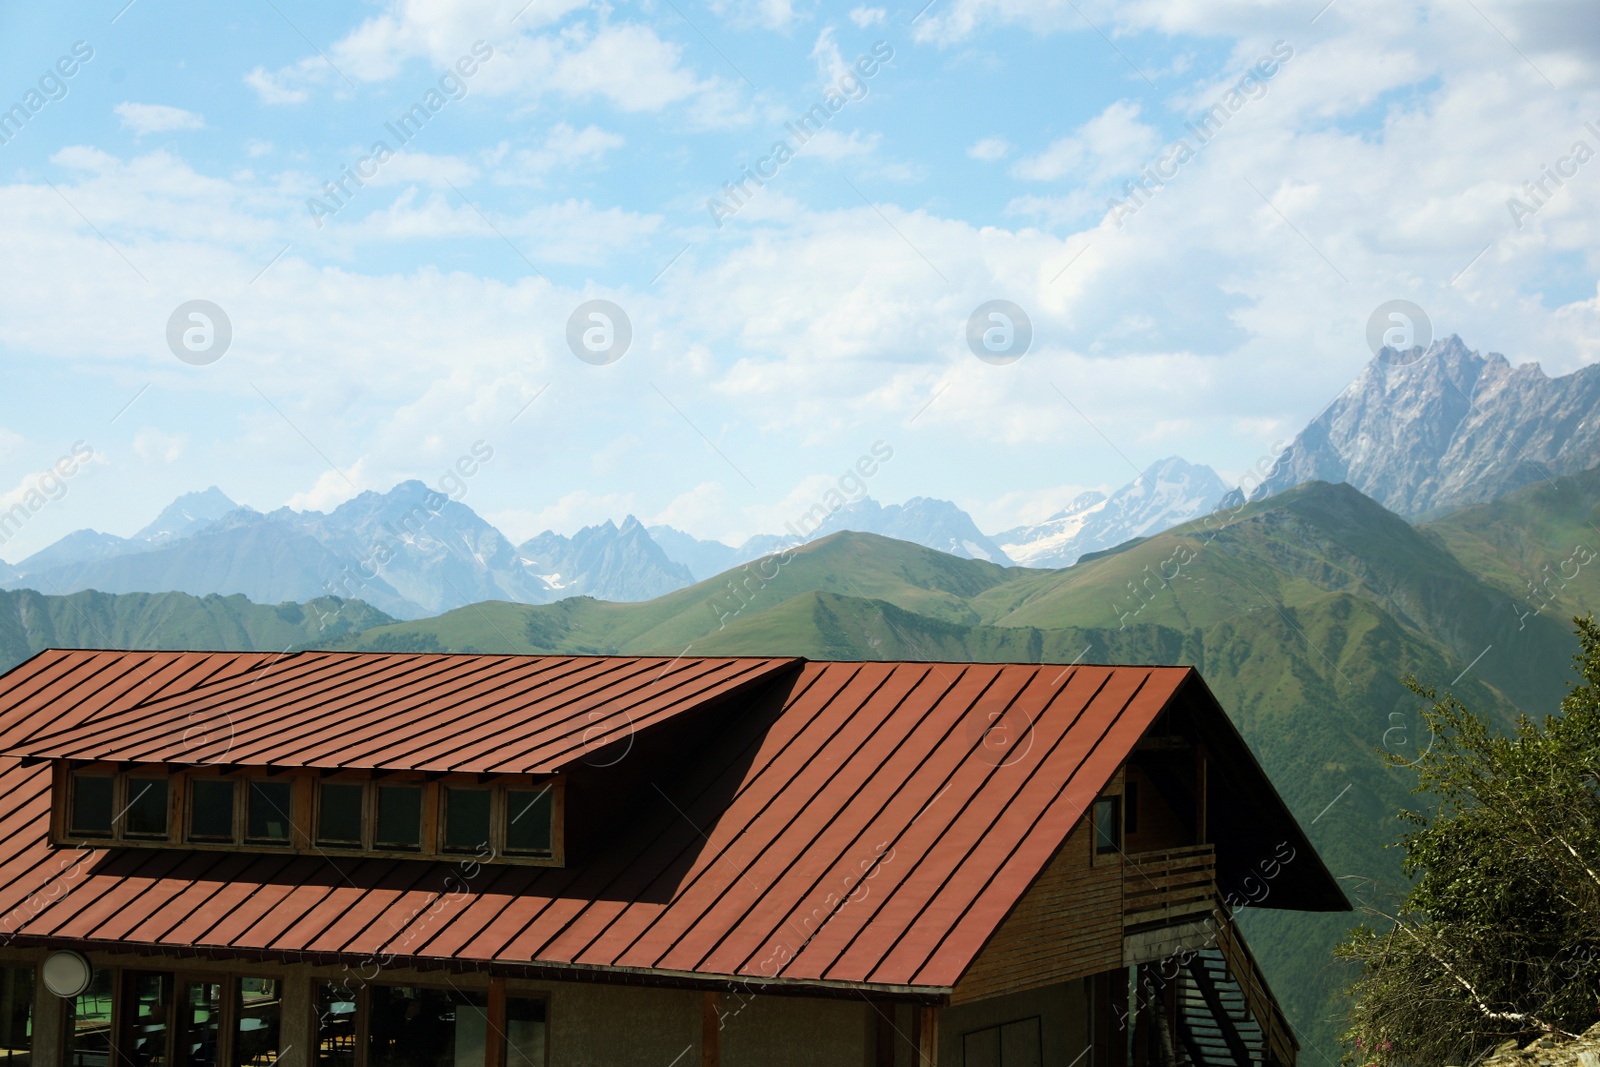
[{"xmin": 949, "ymin": 797, "xmax": 1123, "ymax": 1005}]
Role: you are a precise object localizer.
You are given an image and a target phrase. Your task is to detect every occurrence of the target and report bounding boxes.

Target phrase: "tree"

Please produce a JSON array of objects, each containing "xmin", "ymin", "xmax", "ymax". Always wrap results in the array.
[{"xmin": 1339, "ymin": 616, "xmax": 1600, "ymax": 1064}]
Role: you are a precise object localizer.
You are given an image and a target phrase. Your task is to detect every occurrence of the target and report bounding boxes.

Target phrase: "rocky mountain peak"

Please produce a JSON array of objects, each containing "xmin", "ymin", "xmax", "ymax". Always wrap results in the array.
[{"xmin": 1252, "ymin": 336, "xmax": 1600, "ymax": 518}]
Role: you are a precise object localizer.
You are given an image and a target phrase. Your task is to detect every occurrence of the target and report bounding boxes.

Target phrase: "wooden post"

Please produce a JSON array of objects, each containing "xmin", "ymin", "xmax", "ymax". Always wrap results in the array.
[
  {"xmin": 871, "ymin": 1001, "xmax": 895, "ymax": 1067},
  {"xmin": 916, "ymin": 1005, "xmax": 938, "ymax": 1066},
  {"xmin": 701, "ymin": 991, "xmax": 720, "ymax": 1067},
  {"xmin": 31, "ymin": 961, "xmax": 63, "ymax": 1067}
]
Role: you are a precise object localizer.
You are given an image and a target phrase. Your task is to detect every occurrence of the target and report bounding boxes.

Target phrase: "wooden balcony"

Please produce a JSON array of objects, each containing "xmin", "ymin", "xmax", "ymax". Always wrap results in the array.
[
  {"xmin": 1119, "ymin": 845, "xmax": 1299, "ymax": 1067},
  {"xmin": 1122, "ymin": 844, "xmax": 1216, "ymax": 929}
]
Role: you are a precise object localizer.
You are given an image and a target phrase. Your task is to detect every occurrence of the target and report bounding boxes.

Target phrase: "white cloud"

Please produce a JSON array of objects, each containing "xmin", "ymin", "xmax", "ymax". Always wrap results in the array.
[
  {"xmin": 1011, "ymin": 101, "xmax": 1157, "ymax": 182},
  {"xmin": 133, "ymin": 428, "xmax": 187, "ymax": 463},
  {"xmin": 244, "ymin": 3, "xmax": 728, "ymax": 120},
  {"xmin": 804, "ymin": 129, "xmax": 881, "ymax": 160},
  {"xmin": 243, "ymin": 65, "xmax": 312, "ymax": 105},
  {"xmin": 286, "ymin": 460, "xmax": 371, "ymax": 513},
  {"xmin": 967, "ymin": 136, "xmax": 1011, "ymax": 162},
  {"xmin": 511, "ymin": 123, "xmax": 625, "ymax": 175},
  {"xmin": 849, "ymin": 7, "xmax": 887, "ymax": 27},
  {"xmin": 114, "ymin": 103, "xmax": 205, "ymax": 135},
  {"xmin": 709, "ymin": 0, "xmax": 799, "ymax": 31}
]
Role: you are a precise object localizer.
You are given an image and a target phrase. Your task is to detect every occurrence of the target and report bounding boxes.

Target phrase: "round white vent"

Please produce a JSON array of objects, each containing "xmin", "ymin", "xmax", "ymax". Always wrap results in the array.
[{"xmin": 41, "ymin": 950, "xmax": 92, "ymax": 998}]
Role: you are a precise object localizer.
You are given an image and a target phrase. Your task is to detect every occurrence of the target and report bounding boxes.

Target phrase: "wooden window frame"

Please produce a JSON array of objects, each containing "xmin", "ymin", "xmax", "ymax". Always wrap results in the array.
[
  {"xmin": 1093, "ymin": 795, "xmax": 1122, "ymax": 857},
  {"xmin": 52, "ymin": 762, "xmax": 564, "ymax": 867},
  {"xmin": 62, "ymin": 766, "xmax": 116, "ymax": 839},
  {"xmin": 99, "ymin": 968, "xmax": 289, "ymax": 1067}
]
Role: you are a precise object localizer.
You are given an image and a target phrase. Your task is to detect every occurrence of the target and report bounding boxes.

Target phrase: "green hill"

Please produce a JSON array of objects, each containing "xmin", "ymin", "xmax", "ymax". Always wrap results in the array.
[
  {"xmin": 1421, "ymin": 463, "xmax": 1600, "ymax": 623},
  {"xmin": 0, "ymin": 588, "xmax": 395, "ymax": 672}
]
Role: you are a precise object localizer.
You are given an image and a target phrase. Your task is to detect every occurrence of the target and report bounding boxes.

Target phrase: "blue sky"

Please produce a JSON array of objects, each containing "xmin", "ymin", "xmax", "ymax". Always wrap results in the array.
[{"xmin": 0, "ymin": 0, "xmax": 1597, "ymax": 558}]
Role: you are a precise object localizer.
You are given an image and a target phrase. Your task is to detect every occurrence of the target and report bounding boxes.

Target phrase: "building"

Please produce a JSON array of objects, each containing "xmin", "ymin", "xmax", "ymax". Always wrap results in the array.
[{"xmin": 0, "ymin": 648, "xmax": 1347, "ymax": 1067}]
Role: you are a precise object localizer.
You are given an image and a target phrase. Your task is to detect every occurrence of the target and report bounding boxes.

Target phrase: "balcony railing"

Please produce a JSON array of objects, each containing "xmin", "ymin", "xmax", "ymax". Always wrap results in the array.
[{"xmin": 1122, "ymin": 844, "xmax": 1216, "ymax": 929}]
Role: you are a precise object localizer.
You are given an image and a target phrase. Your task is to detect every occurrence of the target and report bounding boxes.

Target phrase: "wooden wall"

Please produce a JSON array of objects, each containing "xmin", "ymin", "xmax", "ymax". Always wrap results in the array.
[{"xmin": 948, "ymin": 796, "xmax": 1123, "ymax": 1006}]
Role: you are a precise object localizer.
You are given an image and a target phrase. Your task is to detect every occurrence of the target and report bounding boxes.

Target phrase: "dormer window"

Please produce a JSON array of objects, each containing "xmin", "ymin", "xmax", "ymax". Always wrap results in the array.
[
  {"xmin": 68, "ymin": 772, "xmax": 114, "ymax": 837},
  {"xmin": 53, "ymin": 762, "xmax": 562, "ymax": 865},
  {"xmin": 375, "ymin": 785, "xmax": 423, "ymax": 850}
]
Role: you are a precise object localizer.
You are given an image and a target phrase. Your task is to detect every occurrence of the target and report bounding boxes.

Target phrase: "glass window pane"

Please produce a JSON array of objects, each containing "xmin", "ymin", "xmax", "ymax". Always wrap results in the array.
[
  {"xmin": 443, "ymin": 789, "xmax": 490, "ymax": 852},
  {"xmin": 189, "ymin": 780, "xmax": 235, "ymax": 842},
  {"xmin": 124, "ymin": 779, "xmax": 170, "ymax": 838},
  {"xmin": 368, "ymin": 987, "xmax": 485, "ymax": 1067},
  {"xmin": 504, "ymin": 790, "xmax": 552, "ymax": 854},
  {"xmin": 317, "ymin": 784, "xmax": 364, "ymax": 846},
  {"xmin": 505, "ymin": 996, "xmax": 547, "ymax": 1067},
  {"xmin": 233, "ymin": 979, "xmax": 281, "ymax": 1067},
  {"xmin": 1094, "ymin": 797, "xmax": 1120, "ymax": 854},
  {"xmin": 124, "ymin": 972, "xmax": 172, "ymax": 1067},
  {"xmin": 70, "ymin": 775, "xmax": 113, "ymax": 836},
  {"xmin": 0, "ymin": 964, "xmax": 35, "ymax": 1067},
  {"xmin": 246, "ymin": 782, "xmax": 293, "ymax": 843},
  {"xmin": 314, "ymin": 982, "xmax": 357, "ymax": 1067},
  {"xmin": 65, "ymin": 967, "xmax": 113, "ymax": 1067},
  {"xmin": 375, "ymin": 787, "xmax": 422, "ymax": 850},
  {"xmin": 178, "ymin": 981, "xmax": 222, "ymax": 1067}
]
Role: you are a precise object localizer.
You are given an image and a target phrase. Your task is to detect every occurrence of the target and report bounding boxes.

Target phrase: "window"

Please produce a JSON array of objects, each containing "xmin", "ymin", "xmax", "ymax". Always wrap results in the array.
[
  {"xmin": 108, "ymin": 972, "xmax": 289, "ymax": 1067},
  {"xmin": 233, "ymin": 979, "xmax": 281, "ymax": 1067},
  {"xmin": 123, "ymin": 971, "xmax": 173, "ymax": 1067},
  {"xmin": 375, "ymin": 786, "xmax": 422, "ymax": 851},
  {"xmin": 56, "ymin": 765, "xmax": 560, "ymax": 865},
  {"xmin": 961, "ymin": 1016, "xmax": 1041, "ymax": 1067},
  {"xmin": 0, "ymin": 964, "xmax": 34, "ymax": 1067},
  {"xmin": 312, "ymin": 982, "xmax": 545, "ymax": 1067},
  {"xmin": 367, "ymin": 987, "xmax": 488, "ymax": 1067},
  {"xmin": 505, "ymin": 996, "xmax": 547, "ymax": 1067},
  {"xmin": 125, "ymin": 778, "xmax": 170, "ymax": 838},
  {"xmin": 178, "ymin": 980, "xmax": 223, "ymax": 1067},
  {"xmin": 317, "ymin": 784, "xmax": 364, "ymax": 847},
  {"xmin": 246, "ymin": 782, "xmax": 293, "ymax": 844},
  {"xmin": 65, "ymin": 967, "xmax": 113, "ymax": 1067},
  {"xmin": 1094, "ymin": 796, "xmax": 1121, "ymax": 855},
  {"xmin": 70, "ymin": 773, "xmax": 114, "ymax": 837},
  {"xmin": 314, "ymin": 982, "xmax": 358, "ymax": 1067},
  {"xmin": 442, "ymin": 788, "xmax": 491, "ymax": 853},
  {"xmin": 505, "ymin": 790, "xmax": 553, "ymax": 856},
  {"xmin": 189, "ymin": 780, "xmax": 236, "ymax": 842}
]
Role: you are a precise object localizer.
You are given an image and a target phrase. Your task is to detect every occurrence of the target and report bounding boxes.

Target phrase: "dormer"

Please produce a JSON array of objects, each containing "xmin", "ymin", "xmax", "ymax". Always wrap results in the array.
[{"xmin": 3, "ymin": 649, "xmax": 801, "ymax": 868}]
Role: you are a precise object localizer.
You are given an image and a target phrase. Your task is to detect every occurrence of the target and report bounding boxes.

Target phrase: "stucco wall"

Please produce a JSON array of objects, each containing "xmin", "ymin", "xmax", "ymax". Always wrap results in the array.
[{"xmin": 719, "ymin": 988, "xmax": 872, "ymax": 1067}]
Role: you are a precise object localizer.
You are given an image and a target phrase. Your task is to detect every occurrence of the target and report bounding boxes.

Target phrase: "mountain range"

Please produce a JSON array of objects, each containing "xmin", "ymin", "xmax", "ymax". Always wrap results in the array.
[
  {"xmin": 0, "ymin": 331, "xmax": 1596, "ymax": 1057},
  {"xmin": 4, "ymin": 333, "xmax": 1595, "ymax": 625}
]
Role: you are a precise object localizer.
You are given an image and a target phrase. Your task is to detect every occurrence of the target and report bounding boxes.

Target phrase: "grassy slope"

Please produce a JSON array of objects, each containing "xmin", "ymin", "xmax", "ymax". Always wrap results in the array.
[
  {"xmin": 1421, "ymin": 464, "xmax": 1600, "ymax": 622},
  {"xmin": 0, "ymin": 588, "xmax": 395, "ymax": 672}
]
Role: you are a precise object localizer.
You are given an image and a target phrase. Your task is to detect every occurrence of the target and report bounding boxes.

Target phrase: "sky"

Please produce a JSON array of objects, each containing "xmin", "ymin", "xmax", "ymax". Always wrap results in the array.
[{"xmin": 0, "ymin": 0, "xmax": 1597, "ymax": 560}]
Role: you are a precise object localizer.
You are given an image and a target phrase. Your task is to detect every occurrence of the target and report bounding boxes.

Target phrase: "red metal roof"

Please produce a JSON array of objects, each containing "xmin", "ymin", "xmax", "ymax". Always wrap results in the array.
[
  {"xmin": 0, "ymin": 650, "xmax": 1194, "ymax": 992},
  {"xmin": 0, "ymin": 649, "xmax": 796, "ymax": 773}
]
